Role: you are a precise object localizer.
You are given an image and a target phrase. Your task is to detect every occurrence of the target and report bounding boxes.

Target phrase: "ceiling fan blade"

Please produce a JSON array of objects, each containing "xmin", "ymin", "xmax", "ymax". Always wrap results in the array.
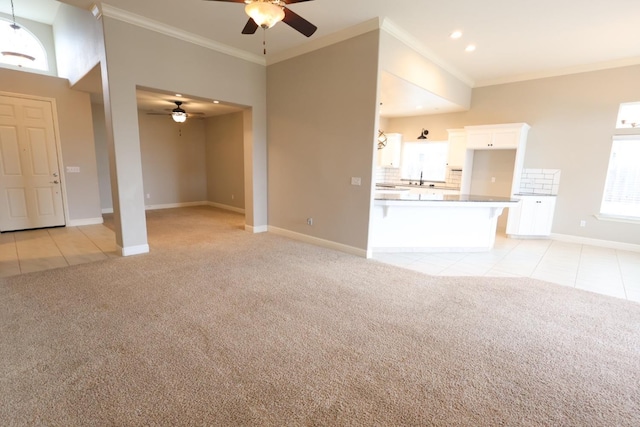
[
  {"xmin": 282, "ymin": 7, "xmax": 317, "ymax": 37},
  {"xmin": 242, "ymin": 18, "xmax": 259, "ymax": 34}
]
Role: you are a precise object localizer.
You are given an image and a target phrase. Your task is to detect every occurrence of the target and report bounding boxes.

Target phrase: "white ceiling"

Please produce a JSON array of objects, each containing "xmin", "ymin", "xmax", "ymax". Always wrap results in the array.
[{"xmin": 4, "ymin": 0, "xmax": 640, "ymax": 117}]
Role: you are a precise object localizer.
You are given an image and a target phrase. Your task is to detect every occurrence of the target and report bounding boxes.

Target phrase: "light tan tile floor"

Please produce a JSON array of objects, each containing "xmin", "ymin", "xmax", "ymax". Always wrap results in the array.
[
  {"xmin": 373, "ymin": 233, "xmax": 640, "ymax": 303},
  {"xmin": 2, "ymin": 224, "xmax": 639, "ymax": 304},
  {"xmin": 0, "ymin": 224, "xmax": 118, "ymax": 278}
]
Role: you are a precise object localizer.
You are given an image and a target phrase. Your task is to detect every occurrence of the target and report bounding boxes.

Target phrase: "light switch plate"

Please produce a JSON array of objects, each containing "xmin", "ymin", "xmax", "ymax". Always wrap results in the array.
[
  {"xmin": 66, "ymin": 166, "xmax": 80, "ymax": 173},
  {"xmin": 351, "ymin": 177, "xmax": 362, "ymax": 186}
]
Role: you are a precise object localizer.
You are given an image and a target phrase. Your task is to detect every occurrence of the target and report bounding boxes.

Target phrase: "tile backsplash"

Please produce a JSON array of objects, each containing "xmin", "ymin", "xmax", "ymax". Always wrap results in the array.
[
  {"xmin": 519, "ymin": 168, "xmax": 561, "ymax": 195},
  {"xmin": 375, "ymin": 167, "xmax": 461, "ymax": 189}
]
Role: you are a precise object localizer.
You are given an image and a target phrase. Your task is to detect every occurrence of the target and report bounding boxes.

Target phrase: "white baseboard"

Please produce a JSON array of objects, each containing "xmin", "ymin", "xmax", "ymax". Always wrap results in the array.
[
  {"xmin": 67, "ymin": 217, "xmax": 104, "ymax": 226},
  {"xmin": 205, "ymin": 201, "xmax": 245, "ymax": 214},
  {"xmin": 119, "ymin": 244, "xmax": 150, "ymax": 256},
  {"xmin": 144, "ymin": 201, "xmax": 208, "ymax": 211},
  {"xmin": 268, "ymin": 226, "xmax": 367, "ymax": 258},
  {"xmin": 246, "ymin": 224, "xmax": 268, "ymax": 233},
  {"xmin": 550, "ymin": 233, "xmax": 640, "ymax": 253}
]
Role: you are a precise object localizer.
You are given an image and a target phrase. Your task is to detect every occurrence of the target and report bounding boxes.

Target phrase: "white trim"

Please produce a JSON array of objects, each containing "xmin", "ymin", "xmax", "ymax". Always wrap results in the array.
[
  {"xmin": 246, "ymin": 224, "xmax": 268, "ymax": 233},
  {"xmin": 119, "ymin": 244, "xmax": 150, "ymax": 257},
  {"xmin": 204, "ymin": 201, "xmax": 245, "ymax": 214},
  {"xmin": 268, "ymin": 226, "xmax": 367, "ymax": 258},
  {"xmin": 476, "ymin": 56, "xmax": 640, "ymax": 88},
  {"xmin": 100, "ymin": 3, "xmax": 265, "ymax": 66},
  {"xmin": 144, "ymin": 201, "xmax": 207, "ymax": 211},
  {"xmin": 112, "ymin": 201, "xmax": 246, "ymax": 214},
  {"xmin": 594, "ymin": 214, "xmax": 640, "ymax": 225},
  {"xmin": 268, "ymin": 18, "xmax": 381, "ymax": 65},
  {"xmin": 67, "ymin": 217, "xmax": 104, "ymax": 226},
  {"xmin": 379, "ymin": 18, "xmax": 475, "ymax": 88},
  {"xmin": 550, "ymin": 233, "xmax": 640, "ymax": 253}
]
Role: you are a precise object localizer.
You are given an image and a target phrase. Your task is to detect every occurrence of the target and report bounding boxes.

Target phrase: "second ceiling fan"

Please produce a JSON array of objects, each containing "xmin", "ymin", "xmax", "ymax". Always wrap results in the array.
[{"xmin": 204, "ymin": 0, "xmax": 317, "ymax": 38}]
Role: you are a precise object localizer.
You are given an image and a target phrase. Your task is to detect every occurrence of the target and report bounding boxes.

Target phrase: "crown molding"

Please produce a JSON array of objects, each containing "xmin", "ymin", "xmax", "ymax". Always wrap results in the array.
[
  {"xmin": 99, "ymin": 3, "xmax": 265, "ymax": 66},
  {"xmin": 267, "ymin": 17, "xmax": 382, "ymax": 66},
  {"xmin": 475, "ymin": 57, "xmax": 640, "ymax": 88},
  {"xmin": 380, "ymin": 18, "xmax": 474, "ymax": 88}
]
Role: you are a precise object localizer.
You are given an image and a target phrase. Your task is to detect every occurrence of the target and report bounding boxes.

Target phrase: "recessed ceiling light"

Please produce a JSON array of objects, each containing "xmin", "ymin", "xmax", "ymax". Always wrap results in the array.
[
  {"xmin": 213, "ymin": 100, "xmax": 220, "ymax": 104},
  {"xmin": 465, "ymin": 44, "xmax": 476, "ymax": 52},
  {"xmin": 175, "ymin": 93, "xmax": 182, "ymax": 97},
  {"xmin": 450, "ymin": 30, "xmax": 462, "ymax": 39},
  {"xmin": 416, "ymin": 105, "xmax": 423, "ymax": 110}
]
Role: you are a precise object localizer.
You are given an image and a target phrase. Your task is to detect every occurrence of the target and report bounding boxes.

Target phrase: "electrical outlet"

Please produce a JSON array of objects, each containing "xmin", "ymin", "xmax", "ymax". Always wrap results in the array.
[
  {"xmin": 351, "ymin": 177, "xmax": 362, "ymax": 186},
  {"xmin": 307, "ymin": 218, "xmax": 313, "ymax": 226},
  {"xmin": 231, "ymin": 194, "xmax": 234, "ymax": 200},
  {"xmin": 580, "ymin": 220, "xmax": 586, "ymax": 227},
  {"xmin": 146, "ymin": 193, "xmax": 150, "ymax": 199}
]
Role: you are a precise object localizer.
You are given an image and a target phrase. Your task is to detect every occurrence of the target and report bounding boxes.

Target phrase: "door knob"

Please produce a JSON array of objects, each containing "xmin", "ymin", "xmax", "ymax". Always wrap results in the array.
[
  {"xmin": 53, "ymin": 172, "xmax": 58, "ymax": 177},
  {"xmin": 50, "ymin": 180, "xmax": 59, "ymax": 184}
]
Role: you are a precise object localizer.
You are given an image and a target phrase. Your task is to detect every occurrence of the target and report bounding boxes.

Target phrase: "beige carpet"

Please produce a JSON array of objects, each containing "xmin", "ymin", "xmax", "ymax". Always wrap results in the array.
[{"xmin": 1, "ymin": 206, "xmax": 639, "ymax": 426}]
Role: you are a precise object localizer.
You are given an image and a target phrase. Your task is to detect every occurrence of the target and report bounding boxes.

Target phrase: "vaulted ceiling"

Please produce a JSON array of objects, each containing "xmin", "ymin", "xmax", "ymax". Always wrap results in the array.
[{"xmin": 3, "ymin": 0, "xmax": 640, "ymax": 116}]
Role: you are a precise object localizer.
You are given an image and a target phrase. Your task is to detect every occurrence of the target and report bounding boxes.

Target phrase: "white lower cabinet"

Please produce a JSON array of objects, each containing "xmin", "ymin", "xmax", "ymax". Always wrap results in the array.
[{"xmin": 507, "ymin": 195, "xmax": 556, "ymax": 237}]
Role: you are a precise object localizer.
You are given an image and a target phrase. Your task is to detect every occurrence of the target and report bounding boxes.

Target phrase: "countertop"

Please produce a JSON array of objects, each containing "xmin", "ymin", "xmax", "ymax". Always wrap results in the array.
[{"xmin": 375, "ymin": 193, "xmax": 519, "ymax": 203}]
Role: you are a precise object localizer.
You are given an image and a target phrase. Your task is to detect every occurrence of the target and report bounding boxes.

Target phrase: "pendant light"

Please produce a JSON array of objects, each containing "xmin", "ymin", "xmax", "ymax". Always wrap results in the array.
[
  {"xmin": 171, "ymin": 101, "xmax": 187, "ymax": 123},
  {"xmin": 1, "ymin": 0, "xmax": 36, "ymax": 67}
]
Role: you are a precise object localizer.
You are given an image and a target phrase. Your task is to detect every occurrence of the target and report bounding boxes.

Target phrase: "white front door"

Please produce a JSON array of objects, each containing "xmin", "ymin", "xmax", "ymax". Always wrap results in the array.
[{"xmin": 0, "ymin": 95, "xmax": 65, "ymax": 232}]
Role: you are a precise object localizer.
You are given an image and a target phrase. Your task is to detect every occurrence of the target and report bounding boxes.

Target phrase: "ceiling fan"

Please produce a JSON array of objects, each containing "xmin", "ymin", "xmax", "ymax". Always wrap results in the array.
[
  {"xmin": 147, "ymin": 101, "xmax": 204, "ymax": 122},
  {"xmin": 204, "ymin": 0, "xmax": 317, "ymax": 38}
]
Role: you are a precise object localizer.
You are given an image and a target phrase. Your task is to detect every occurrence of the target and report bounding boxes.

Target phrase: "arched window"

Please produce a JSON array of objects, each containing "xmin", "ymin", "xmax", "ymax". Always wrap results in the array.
[{"xmin": 0, "ymin": 17, "xmax": 48, "ymax": 71}]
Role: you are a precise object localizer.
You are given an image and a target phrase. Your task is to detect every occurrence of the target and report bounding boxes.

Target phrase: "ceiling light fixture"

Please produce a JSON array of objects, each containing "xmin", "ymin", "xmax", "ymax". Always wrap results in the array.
[
  {"xmin": 1, "ymin": 0, "xmax": 36, "ymax": 67},
  {"xmin": 245, "ymin": 0, "xmax": 285, "ymax": 29},
  {"xmin": 450, "ymin": 30, "xmax": 462, "ymax": 39},
  {"xmin": 465, "ymin": 44, "xmax": 476, "ymax": 52},
  {"xmin": 417, "ymin": 129, "xmax": 429, "ymax": 140},
  {"xmin": 171, "ymin": 101, "xmax": 187, "ymax": 123}
]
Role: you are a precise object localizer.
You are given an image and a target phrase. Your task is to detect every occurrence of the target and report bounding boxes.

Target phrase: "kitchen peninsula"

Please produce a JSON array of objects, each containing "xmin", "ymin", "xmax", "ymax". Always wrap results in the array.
[{"xmin": 370, "ymin": 192, "xmax": 517, "ymax": 252}]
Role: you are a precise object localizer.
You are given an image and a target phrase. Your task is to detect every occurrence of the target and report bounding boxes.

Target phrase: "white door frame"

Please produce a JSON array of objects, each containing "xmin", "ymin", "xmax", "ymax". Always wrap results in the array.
[{"xmin": 0, "ymin": 91, "xmax": 70, "ymax": 228}]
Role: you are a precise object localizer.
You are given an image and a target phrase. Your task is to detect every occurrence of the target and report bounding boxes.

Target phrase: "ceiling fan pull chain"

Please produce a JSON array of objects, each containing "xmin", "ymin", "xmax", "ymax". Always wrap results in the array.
[{"xmin": 263, "ymin": 28, "xmax": 267, "ymax": 55}]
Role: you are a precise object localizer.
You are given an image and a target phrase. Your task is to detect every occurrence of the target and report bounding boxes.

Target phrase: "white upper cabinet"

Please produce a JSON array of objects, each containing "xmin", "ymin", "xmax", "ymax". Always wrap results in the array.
[
  {"xmin": 377, "ymin": 133, "xmax": 402, "ymax": 167},
  {"xmin": 446, "ymin": 129, "xmax": 466, "ymax": 168},
  {"xmin": 465, "ymin": 123, "xmax": 529, "ymax": 150}
]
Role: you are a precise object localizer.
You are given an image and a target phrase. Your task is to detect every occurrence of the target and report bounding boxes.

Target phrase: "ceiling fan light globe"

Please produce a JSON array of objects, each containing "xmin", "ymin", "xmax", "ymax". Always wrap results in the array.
[
  {"xmin": 245, "ymin": 2, "xmax": 285, "ymax": 29},
  {"xmin": 172, "ymin": 111, "xmax": 187, "ymax": 123}
]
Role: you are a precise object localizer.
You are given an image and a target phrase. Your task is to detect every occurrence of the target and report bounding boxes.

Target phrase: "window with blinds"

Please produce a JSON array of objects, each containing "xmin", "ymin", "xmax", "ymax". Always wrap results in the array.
[{"xmin": 600, "ymin": 136, "xmax": 640, "ymax": 220}]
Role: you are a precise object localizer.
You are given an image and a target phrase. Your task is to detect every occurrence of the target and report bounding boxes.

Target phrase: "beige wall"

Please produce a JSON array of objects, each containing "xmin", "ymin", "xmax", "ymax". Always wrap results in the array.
[
  {"xmin": 205, "ymin": 112, "xmax": 245, "ymax": 210},
  {"xmin": 469, "ymin": 150, "xmax": 516, "ymax": 231},
  {"xmin": 386, "ymin": 65, "xmax": 640, "ymax": 245},
  {"xmin": 0, "ymin": 68, "xmax": 102, "ymax": 222},
  {"xmin": 267, "ymin": 31, "xmax": 380, "ymax": 251},
  {"xmin": 379, "ymin": 32, "xmax": 471, "ymax": 110},
  {"xmin": 139, "ymin": 114, "xmax": 207, "ymax": 206},
  {"xmin": 91, "ymin": 102, "xmax": 112, "ymax": 211},
  {"xmin": 79, "ymin": 15, "xmax": 268, "ymax": 252},
  {"xmin": 52, "ymin": 3, "xmax": 103, "ymax": 85}
]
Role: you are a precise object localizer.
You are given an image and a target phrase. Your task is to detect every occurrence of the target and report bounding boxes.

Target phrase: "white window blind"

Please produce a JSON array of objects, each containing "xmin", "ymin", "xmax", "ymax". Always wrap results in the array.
[
  {"xmin": 400, "ymin": 141, "xmax": 448, "ymax": 182},
  {"xmin": 600, "ymin": 136, "xmax": 640, "ymax": 219}
]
